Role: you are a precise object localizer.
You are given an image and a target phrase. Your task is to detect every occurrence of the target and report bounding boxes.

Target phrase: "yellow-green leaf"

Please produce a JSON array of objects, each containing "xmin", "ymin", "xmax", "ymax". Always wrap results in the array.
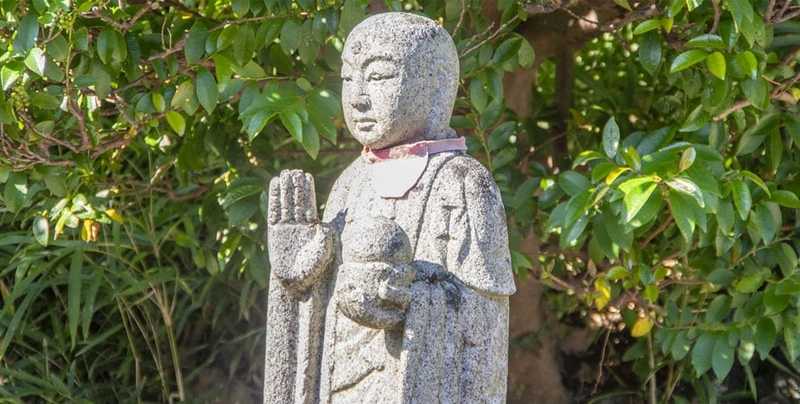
[
  {"xmin": 706, "ymin": 51, "xmax": 726, "ymax": 79},
  {"xmin": 631, "ymin": 317, "xmax": 654, "ymax": 337},
  {"xmin": 165, "ymin": 111, "xmax": 186, "ymax": 136}
]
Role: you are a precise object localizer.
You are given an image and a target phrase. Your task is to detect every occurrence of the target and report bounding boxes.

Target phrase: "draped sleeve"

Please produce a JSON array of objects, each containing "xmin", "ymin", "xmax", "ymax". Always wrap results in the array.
[{"xmin": 440, "ymin": 156, "xmax": 516, "ymax": 296}]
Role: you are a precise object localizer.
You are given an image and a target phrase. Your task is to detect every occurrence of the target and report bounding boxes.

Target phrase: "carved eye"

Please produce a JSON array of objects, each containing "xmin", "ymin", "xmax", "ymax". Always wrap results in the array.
[
  {"xmin": 341, "ymin": 75, "xmax": 353, "ymax": 82},
  {"xmin": 367, "ymin": 71, "xmax": 396, "ymax": 81}
]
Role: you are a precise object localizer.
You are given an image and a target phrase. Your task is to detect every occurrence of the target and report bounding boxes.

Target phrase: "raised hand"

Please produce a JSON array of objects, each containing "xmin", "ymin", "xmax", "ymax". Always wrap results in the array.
[{"xmin": 267, "ymin": 170, "xmax": 335, "ymax": 293}]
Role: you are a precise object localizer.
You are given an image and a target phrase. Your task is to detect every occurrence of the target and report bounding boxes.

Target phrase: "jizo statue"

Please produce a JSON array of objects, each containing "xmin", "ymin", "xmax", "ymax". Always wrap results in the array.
[{"xmin": 264, "ymin": 12, "xmax": 516, "ymax": 403}]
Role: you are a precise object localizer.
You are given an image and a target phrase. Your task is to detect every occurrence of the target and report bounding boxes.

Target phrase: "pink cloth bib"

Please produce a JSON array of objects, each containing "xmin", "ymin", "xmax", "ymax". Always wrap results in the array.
[{"xmin": 362, "ymin": 138, "xmax": 467, "ymax": 198}]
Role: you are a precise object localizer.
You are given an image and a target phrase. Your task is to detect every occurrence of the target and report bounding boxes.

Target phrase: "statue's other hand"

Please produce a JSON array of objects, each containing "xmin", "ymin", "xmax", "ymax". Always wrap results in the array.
[
  {"xmin": 378, "ymin": 263, "xmax": 414, "ymax": 310},
  {"xmin": 336, "ymin": 262, "xmax": 415, "ymax": 330},
  {"xmin": 267, "ymin": 170, "xmax": 335, "ymax": 293}
]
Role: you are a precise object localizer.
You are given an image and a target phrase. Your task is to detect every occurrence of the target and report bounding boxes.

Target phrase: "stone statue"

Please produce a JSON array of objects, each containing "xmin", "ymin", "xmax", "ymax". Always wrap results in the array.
[{"xmin": 264, "ymin": 12, "xmax": 516, "ymax": 403}]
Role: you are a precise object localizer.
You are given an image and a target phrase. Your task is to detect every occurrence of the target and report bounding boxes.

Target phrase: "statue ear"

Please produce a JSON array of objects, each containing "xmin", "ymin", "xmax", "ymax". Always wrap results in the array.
[{"xmin": 429, "ymin": 57, "xmax": 457, "ymax": 128}]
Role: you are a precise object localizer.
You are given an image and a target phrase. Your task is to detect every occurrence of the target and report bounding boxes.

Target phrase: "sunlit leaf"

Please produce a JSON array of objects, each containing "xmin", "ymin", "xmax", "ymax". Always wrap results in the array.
[{"xmin": 670, "ymin": 49, "xmax": 708, "ymax": 73}]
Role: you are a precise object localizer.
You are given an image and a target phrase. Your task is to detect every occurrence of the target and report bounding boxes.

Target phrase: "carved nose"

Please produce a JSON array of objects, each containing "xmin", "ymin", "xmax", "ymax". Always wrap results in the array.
[{"xmin": 351, "ymin": 95, "xmax": 370, "ymax": 112}]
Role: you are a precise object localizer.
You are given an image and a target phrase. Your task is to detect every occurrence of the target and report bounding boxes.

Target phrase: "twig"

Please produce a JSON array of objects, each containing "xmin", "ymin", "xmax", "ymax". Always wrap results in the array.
[
  {"xmin": 600, "ymin": 3, "xmax": 663, "ymax": 32},
  {"xmin": 780, "ymin": 47, "xmax": 800, "ymax": 67},
  {"xmin": 766, "ymin": 0, "xmax": 777, "ymax": 23},
  {"xmin": 710, "ymin": 0, "xmax": 721, "ymax": 34},
  {"xmin": 641, "ymin": 215, "xmax": 673, "ymax": 247},
  {"xmin": 459, "ymin": 15, "xmax": 520, "ymax": 58},
  {"xmin": 591, "ymin": 328, "xmax": 612, "ymax": 395},
  {"xmin": 147, "ymin": 32, "xmax": 189, "ymax": 62},
  {"xmin": 521, "ymin": 0, "xmax": 580, "ymax": 14},
  {"xmin": 713, "ymin": 100, "xmax": 751, "ymax": 121},
  {"xmin": 647, "ymin": 332, "xmax": 657, "ymax": 404},
  {"xmin": 779, "ymin": 1, "xmax": 794, "ymax": 21},
  {"xmin": 452, "ymin": 0, "xmax": 466, "ymax": 36},
  {"xmin": 210, "ymin": 14, "xmax": 301, "ymax": 31},
  {"xmin": 775, "ymin": 8, "xmax": 800, "ymax": 24}
]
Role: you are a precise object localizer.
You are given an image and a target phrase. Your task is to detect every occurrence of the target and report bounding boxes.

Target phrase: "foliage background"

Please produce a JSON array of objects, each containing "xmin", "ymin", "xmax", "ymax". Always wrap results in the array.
[{"xmin": 3, "ymin": 0, "xmax": 800, "ymax": 402}]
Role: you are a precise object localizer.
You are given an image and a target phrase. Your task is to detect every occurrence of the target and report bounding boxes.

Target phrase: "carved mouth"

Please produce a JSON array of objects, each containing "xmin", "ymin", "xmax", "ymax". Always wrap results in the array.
[{"xmin": 355, "ymin": 118, "xmax": 376, "ymax": 131}]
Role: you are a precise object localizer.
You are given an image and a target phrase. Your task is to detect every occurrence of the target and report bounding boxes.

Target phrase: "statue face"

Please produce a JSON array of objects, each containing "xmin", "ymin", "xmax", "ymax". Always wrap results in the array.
[{"xmin": 341, "ymin": 39, "xmax": 435, "ymax": 150}]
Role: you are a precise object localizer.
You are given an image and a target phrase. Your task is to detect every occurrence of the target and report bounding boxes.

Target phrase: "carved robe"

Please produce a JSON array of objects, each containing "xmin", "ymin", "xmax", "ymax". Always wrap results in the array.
[{"xmin": 264, "ymin": 149, "xmax": 516, "ymax": 403}]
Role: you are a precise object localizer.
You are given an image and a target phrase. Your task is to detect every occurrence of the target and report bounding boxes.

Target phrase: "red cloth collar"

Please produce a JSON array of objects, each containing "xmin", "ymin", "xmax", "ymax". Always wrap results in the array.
[{"xmin": 362, "ymin": 137, "xmax": 467, "ymax": 163}]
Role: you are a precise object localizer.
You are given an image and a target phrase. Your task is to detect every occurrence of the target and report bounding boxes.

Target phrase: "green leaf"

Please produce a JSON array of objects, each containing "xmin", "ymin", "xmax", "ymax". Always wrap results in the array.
[
  {"xmin": 216, "ymin": 25, "xmax": 238, "ymax": 52},
  {"xmin": 770, "ymin": 190, "xmax": 800, "ymax": 208},
  {"xmin": 185, "ymin": 22, "xmax": 208, "ymax": 64},
  {"xmin": 713, "ymin": 333, "xmax": 735, "ymax": 380},
  {"xmin": 165, "ymin": 111, "xmax": 186, "ymax": 136},
  {"xmin": 46, "ymin": 34, "xmax": 69, "ymax": 62},
  {"xmin": 4, "ymin": 172, "xmax": 27, "ymax": 213},
  {"xmin": 13, "ymin": 14, "xmax": 39, "ymax": 55},
  {"xmin": 775, "ymin": 243, "xmax": 798, "ymax": 277},
  {"xmin": 518, "ymin": 37, "xmax": 535, "ymax": 69},
  {"xmin": 728, "ymin": 0, "xmax": 753, "ymax": 33},
  {"xmin": 669, "ymin": 190, "xmax": 696, "ymax": 241},
  {"xmin": 298, "ymin": 19, "xmax": 320, "ymax": 65},
  {"xmin": 558, "ymin": 171, "xmax": 591, "ymax": 197},
  {"xmin": 97, "ymin": 26, "xmax": 116, "ymax": 64},
  {"xmin": 620, "ymin": 146, "xmax": 641, "ymax": 171},
  {"xmin": 24, "ymin": 47, "xmax": 46, "ymax": 76},
  {"xmin": 32, "ymin": 216, "xmax": 49, "ymax": 247},
  {"xmin": 786, "ymin": 315, "xmax": 800, "ymax": 362},
  {"xmin": 679, "ymin": 147, "xmax": 696, "ymax": 172},
  {"xmin": 488, "ymin": 121, "xmax": 516, "ymax": 151},
  {"xmin": 755, "ymin": 203, "xmax": 778, "ymax": 244},
  {"xmin": 670, "ymin": 49, "xmax": 709, "ymax": 73},
  {"xmin": 741, "ymin": 77, "xmax": 769, "ymax": 110},
  {"xmin": 740, "ymin": 170, "xmax": 770, "ymax": 196},
  {"xmin": 603, "ymin": 117, "xmax": 620, "ymax": 158},
  {"xmin": 613, "ymin": 0, "xmax": 633, "ymax": 11},
  {"xmin": 301, "ymin": 122, "xmax": 320, "ymax": 159},
  {"xmin": 672, "ymin": 330, "xmax": 691, "ymax": 360},
  {"xmin": 340, "ymin": 0, "xmax": 365, "ymax": 36},
  {"xmin": 492, "ymin": 147, "xmax": 517, "ymax": 171},
  {"xmin": 755, "ymin": 317, "xmax": 777, "ymax": 359},
  {"xmin": 639, "ymin": 31, "xmax": 661, "ymax": 75},
  {"xmin": 470, "ymin": 79, "xmax": 488, "ymax": 113},
  {"xmin": 706, "ymin": 51, "xmax": 726, "ymax": 79},
  {"xmin": 69, "ymin": 251, "xmax": 82, "ymax": 350},
  {"xmin": 280, "ymin": 19, "xmax": 302, "ymax": 54},
  {"xmin": 736, "ymin": 273, "xmax": 764, "ymax": 293},
  {"xmin": 736, "ymin": 51, "xmax": 758, "ymax": 80},
  {"xmin": 493, "ymin": 37, "xmax": 522, "ymax": 66},
  {"xmin": 623, "ymin": 181, "xmax": 658, "ymax": 222},
  {"xmin": 665, "ymin": 177, "xmax": 704, "ymax": 207},
  {"xmin": 634, "ymin": 19, "xmax": 661, "ymax": 35},
  {"xmin": 706, "ymin": 295, "xmax": 731, "ymax": 323},
  {"xmin": 232, "ymin": 0, "xmax": 249, "ymax": 16},
  {"xmin": 679, "ymin": 105, "xmax": 710, "ymax": 133},
  {"xmin": 685, "ymin": 0, "xmax": 702, "ymax": 11},
  {"xmin": 692, "ymin": 332, "xmax": 716, "ymax": 376},
  {"xmin": 686, "ymin": 34, "xmax": 726, "ymax": 49},
  {"xmin": 280, "ymin": 110, "xmax": 303, "ymax": 141},
  {"xmin": 731, "ymin": 179, "xmax": 752, "ymax": 220},
  {"xmin": 195, "ymin": 67, "xmax": 218, "ymax": 114},
  {"xmin": 479, "ymin": 100, "xmax": 503, "ymax": 130}
]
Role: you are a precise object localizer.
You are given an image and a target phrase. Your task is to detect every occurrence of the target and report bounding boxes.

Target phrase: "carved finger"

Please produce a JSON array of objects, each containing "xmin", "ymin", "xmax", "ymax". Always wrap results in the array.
[
  {"xmin": 279, "ymin": 170, "xmax": 295, "ymax": 223},
  {"xmin": 391, "ymin": 264, "xmax": 416, "ymax": 288},
  {"xmin": 268, "ymin": 176, "xmax": 281, "ymax": 225},
  {"xmin": 379, "ymin": 282, "xmax": 412, "ymax": 309},
  {"xmin": 290, "ymin": 170, "xmax": 306, "ymax": 222},
  {"xmin": 304, "ymin": 173, "xmax": 318, "ymax": 222}
]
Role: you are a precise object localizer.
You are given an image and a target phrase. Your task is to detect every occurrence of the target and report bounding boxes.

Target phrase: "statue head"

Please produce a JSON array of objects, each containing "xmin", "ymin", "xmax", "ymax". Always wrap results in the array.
[{"xmin": 341, "ymin": 13, "xmax": 459, "ymax": 150}]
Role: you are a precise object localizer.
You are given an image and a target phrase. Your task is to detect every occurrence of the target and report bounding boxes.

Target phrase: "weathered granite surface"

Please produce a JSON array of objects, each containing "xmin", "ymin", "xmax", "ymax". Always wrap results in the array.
[{"xmin": 264, "ymin": 12, "xmax": 515, "ymax": 403}]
